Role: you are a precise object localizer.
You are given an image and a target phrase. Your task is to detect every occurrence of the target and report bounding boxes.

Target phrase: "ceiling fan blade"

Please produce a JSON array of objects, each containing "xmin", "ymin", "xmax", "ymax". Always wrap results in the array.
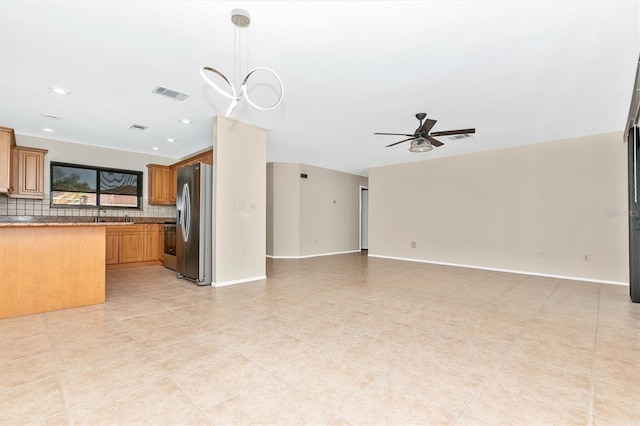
[
  {"xmin": 430, "ymin": 128, "xmax": 476, "ymax": 137},
  {"xmin": 419, "ymin": 119, "xmax": 437, "ymax": 134},
  {"xmin": 375, "ymin": 132, "xmax": 415, "ymax": 137},
  {"xmin": 427, "ymin": 136, "xmax": 444, "ymax": 147},
  {"xmin": 386, "ymin": 137, "xmax": 418, "ymax": 148}
]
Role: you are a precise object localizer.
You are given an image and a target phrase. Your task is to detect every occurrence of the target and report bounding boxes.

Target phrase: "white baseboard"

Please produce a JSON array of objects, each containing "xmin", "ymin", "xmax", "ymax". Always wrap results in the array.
[
  {"xmin": 213, "ymin": 275, "xmax": 267, "ymax": 287},
  {"xmin": 367, "ymin": 254, "xmax": 629, "ymax": 286},
  {"xmin": 266, "ymin": 249, "xmax": 362, "ymax": 259}
]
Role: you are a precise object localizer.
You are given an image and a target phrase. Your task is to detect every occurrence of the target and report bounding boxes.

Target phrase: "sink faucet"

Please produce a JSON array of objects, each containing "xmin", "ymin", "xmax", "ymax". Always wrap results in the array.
[{"xmin": 95, "ymin": 208, "xmax": 105, "ymax": 222}]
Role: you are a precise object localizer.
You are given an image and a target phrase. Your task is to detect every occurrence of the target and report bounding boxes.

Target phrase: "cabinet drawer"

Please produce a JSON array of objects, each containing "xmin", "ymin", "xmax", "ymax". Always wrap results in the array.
[{"xmin": 107, "ymin": 225, "xmax": 142, "ymax": 234}]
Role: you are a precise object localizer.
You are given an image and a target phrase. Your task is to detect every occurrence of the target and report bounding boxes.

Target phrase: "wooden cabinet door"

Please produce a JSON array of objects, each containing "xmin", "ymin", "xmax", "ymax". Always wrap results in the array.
[
  {"xmin": 0, "ymin": 127, "xmax": 16, "ymax": 193},
  {"xmin": 169, "ymin": 167, "xmax": 177, "ymax": 204},
  {"xmin": 143, "ymin": 224, "xmax": 159, "ymax": 261},
  {"xmin": 105, "ymin": 232, "xmax": 119, "ymax": 264},
  {"xmin": 147, "ymin": 165, "xmax": 172, "ymax": 205},
  {"xmin": 158, "ymin": 226, "xmax": 165, "ymax": 262},
  {"xmin": 11, "ymin": 148, "xmax": 47, "ymax": 199},
  {"xmin": 119, "ymin": 231, "xmax": 144, "ymax": 263}
]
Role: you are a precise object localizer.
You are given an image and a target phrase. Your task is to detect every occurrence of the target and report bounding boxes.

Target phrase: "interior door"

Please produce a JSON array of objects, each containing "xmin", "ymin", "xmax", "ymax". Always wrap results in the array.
[{"xmin": 360, "ymin": 187, "xmax": 368, "ymax": 250}]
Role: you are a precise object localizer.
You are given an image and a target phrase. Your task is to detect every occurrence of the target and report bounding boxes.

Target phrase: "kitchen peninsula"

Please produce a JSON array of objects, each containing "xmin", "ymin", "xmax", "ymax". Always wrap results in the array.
[{"xmin": 0, "ymin": 221, "xmax": 130, "ymax": 318}]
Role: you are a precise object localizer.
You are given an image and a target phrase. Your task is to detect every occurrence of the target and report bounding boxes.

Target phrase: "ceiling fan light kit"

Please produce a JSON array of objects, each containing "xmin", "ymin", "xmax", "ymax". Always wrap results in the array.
[
  {"xmin": 200, "ymin": 8, "xmax": 284, "ymax": 117},
  {"xmin": 409, "ymin": 138, "xmax": 433, "ymax": 152},
  {"xmin": 375, "ymin": 112, "xmax": 475, "ymax": 152}
]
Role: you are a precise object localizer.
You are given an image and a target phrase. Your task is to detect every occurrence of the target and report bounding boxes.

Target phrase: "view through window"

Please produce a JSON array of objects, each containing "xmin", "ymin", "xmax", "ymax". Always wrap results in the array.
[{"xmin": 51, "ymin": 162, "xmax": 142, "ymax": 208}]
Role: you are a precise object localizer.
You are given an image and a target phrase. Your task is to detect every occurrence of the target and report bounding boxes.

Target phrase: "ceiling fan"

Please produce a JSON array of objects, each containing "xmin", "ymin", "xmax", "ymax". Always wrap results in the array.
[{"xmin": 375, "ymin": 113, "xmax": 475, "ymax": 152}]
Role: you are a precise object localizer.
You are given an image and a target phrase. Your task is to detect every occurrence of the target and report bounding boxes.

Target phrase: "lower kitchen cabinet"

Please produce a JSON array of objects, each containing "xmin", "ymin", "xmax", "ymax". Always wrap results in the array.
[
  {"xmin": 119, "ymin": 231, "xmax": 144, "ymax": 263},
  {"xmin": 158, "ymin": 225, "xmax": 165, "ymax": 263},
  {"xmin": 105, "ymin": 233, "xmax": 119, "ymax": 265},
  {"xmin": 143, "ymin": 224, "xmax": 159, "ymax": 261},
  {"xmin": 106, "ymin": 224, "xmax": 162, "ymax": 268}
]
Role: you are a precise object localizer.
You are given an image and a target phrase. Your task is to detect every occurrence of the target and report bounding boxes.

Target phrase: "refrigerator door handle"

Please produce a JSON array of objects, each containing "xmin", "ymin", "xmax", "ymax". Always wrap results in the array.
[
  {"xmin": 176, "ymin": 199, "xmax": 182, "ymax": 227},
  {"xmin": 181, "ymin": 183, "xmax": 191, "ymax": 242}
]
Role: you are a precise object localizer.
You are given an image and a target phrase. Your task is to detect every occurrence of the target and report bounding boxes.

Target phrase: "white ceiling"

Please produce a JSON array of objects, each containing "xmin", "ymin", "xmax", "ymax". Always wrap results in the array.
[{"xmin": 0, "ymin": 1, "xmax": 638, "ymax": 176}]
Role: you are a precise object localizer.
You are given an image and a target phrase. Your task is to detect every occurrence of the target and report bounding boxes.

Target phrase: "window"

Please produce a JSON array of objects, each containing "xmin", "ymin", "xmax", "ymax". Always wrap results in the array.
[{"xmin": 50, "ymin": 162, "xmax": 142, "ymax": 209}]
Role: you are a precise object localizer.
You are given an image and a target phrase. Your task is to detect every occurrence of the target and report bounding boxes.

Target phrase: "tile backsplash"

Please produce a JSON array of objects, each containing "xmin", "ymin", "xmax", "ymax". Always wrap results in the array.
[{"xmin": 0, "ymin": 195, "xmax": 176, "ymax": 219}]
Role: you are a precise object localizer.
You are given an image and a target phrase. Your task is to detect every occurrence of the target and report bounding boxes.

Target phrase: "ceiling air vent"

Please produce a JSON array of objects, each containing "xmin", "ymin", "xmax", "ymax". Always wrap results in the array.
[
  {"xmin": 130, "ymin": 124, "xmax": 148, "ymax": 131},
  {"xmin": 152, "ymin": 86, "xmax": 190, "ymax": 101},
  {"xmin": 450, "ymin": 134, "xmax": 471, "ymax": 140}
]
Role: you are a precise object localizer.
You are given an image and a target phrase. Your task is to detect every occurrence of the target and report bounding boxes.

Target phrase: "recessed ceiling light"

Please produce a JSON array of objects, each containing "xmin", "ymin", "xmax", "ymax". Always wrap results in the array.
[
  {"xmin": 48, "ymin": 86, "xmax": 70, "ymax": 95},
  {"xmin": 43, "ymin": 114, "xmax": 59, "ymax": 119},
  {"xmin": 166, "ymin": 138, "xmax": 176, "ymax": 143},
  {"xmin": 152, "ymin": 147, "xmax": 159, "ymax": 151},
  {"xmin": 179, "ymin": 119, "xmax": 192, "ymax": 124},
  {"xmin": 43, "ymin": 128, "xmax": 54, "ymax": 132}
]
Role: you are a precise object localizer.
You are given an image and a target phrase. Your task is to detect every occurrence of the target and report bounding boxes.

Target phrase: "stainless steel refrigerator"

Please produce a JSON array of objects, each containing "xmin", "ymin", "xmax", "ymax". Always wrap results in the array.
[{"xmin": 176, "ymin": 163, "xmax": 213, "ymax": 285}]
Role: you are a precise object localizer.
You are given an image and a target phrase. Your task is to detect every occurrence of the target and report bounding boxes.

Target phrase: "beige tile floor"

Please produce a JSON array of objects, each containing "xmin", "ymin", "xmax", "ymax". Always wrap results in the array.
[{"xmin": 1, "ymin": 253, "xmax": 639, "ymax": 425}]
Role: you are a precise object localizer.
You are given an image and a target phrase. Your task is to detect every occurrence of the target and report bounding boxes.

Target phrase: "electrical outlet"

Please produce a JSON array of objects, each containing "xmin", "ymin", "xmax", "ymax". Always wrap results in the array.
[
  {"xmin": 411, "ymin": 241, "xmax": 416, "ymax": 248},
  {"xmin": 583, "ymin": 254, "xmax": 590, "ymax": 261},
  {"xmin": 538, "ymin": 251, "xmax": 544, "ymax": 258}
]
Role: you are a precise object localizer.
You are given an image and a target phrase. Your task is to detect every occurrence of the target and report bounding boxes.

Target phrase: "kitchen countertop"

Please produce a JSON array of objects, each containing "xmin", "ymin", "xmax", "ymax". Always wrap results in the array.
[
  {"xmin": 0, "ymin": 216, "xmax": 174, "ymax": 225},
  {"xmin": 0, "ymin": 221, "xmax": 135, "ymax": 228}
]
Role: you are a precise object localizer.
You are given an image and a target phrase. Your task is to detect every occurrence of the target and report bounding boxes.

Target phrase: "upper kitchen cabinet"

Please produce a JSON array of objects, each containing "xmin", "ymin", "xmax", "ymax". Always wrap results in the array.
[
  {"xmin": 147, "ymin": 164, "xmax": 173, "ymax": 205},
  {"xmin": 173, "ymin": 149, "xmax": 213, "ymax": 169},
  {"xmin": 10, "ymin": 146, "xmax": 48, "ymax": 199},
  {"xmin": 0, "ymin": 126, "xmax": 47, "ymax": 199},
  {"xmin": 0, "ymin": 126, "xmax": 17, "ymax": 193},
  {"xmin": 148, "ymin": 149, "xmax": 213, "ymax": 206}
]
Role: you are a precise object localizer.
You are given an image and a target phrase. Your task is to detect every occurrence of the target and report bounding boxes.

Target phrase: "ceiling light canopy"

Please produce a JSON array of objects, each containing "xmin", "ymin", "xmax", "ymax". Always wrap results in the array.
[
  {"xmin": 200, "ymin": 9, "xmax": 283, "ymax": 117},
  {"xmin": 231, "ymin": 8, "xmax": 250, "ymax": 27}
]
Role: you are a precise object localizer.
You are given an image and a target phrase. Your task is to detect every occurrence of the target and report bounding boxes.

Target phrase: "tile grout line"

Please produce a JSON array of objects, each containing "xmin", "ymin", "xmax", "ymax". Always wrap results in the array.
[
  {"xmin": 104, "ymin": 275, "xmax": 221, "ymax": 425},
  {"xmin": 587, "ymin": 284, "xmax": 603, "ymax": 426},
  {"xmin": 42, "ymin": 312, "xmax": 73, "ymax": 426},
  {"xmin": 449, "ymin": 276, "xmax": 564, "ymax": 424}
]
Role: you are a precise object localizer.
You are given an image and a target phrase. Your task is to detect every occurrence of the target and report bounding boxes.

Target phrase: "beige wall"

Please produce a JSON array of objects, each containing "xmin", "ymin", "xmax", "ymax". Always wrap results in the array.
[
  {"xmin": 213, "ymin": 116, "xmax": 266, "ymax": 285},
  {"xmin": 267, "ymin": 162, "xmax": 368, "ymax": 257},
  {"xmin": 299, "ymin": 164, "xmax": 368, "ymax": 256},
  {"xmin": 0, "ymin": 134, "xmax": 175, "ymax": 218},
  {"xmin": 369, "ymin": 132, "xmax": 629, "ymax": 284},
  {"xmin": 266, "ymin": 163, "xmax": 274, "ymax": 255},
  {"xmin": 266, "ymin": 162, "xmax": 301, "ymax": 257}
]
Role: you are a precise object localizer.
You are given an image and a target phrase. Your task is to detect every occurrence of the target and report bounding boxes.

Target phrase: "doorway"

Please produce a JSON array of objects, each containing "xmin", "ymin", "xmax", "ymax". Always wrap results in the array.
[{"xmin": 359, "ymin": 186, "xmax": 368, "ymax": 250}]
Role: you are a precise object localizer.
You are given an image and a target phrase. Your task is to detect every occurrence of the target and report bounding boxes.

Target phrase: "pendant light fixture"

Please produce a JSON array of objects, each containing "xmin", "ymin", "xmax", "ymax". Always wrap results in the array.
[{"xmin": 200, "ymin": 9, "xmax": 284, "ymax": 117}]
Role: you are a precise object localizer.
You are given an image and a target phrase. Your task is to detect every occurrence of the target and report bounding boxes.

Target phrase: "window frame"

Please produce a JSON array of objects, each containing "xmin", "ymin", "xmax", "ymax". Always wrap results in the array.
[{"xmin": 50, "ymin": 161, "xmax": 143, "ymax": 209}]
